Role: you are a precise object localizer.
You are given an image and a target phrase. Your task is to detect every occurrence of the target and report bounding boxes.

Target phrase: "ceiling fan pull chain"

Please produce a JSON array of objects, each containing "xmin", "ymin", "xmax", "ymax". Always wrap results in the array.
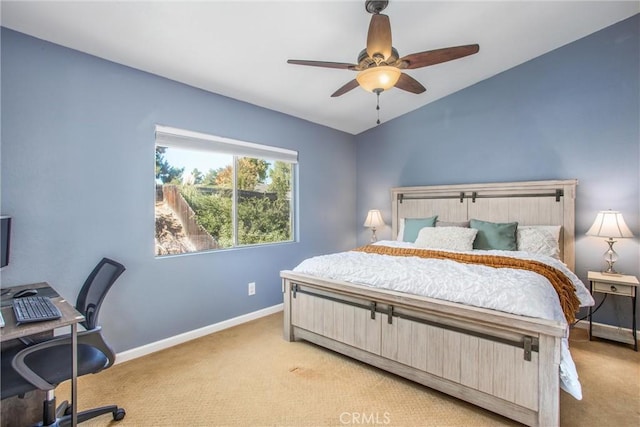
[{"xmin": 376, "ymin": 90, "xmax": 381, "ymax": 125}]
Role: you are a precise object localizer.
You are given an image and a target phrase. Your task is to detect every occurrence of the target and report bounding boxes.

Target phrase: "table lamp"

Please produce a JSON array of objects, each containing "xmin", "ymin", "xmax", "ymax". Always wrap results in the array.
[
  {"xmin": 364, "ymin": 209, "xmax": 385, "ymax": 243},
  {"xmin": 586, "ymin": 210, "xmax": 634, "ymax": 274}
]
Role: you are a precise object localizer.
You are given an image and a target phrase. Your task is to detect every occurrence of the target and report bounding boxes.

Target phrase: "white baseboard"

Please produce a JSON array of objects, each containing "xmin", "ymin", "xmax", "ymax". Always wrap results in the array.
[
  {"xmin": 573, "ymin": 320, "xmax": 638, "ymax": 346},
  {"xmin": 115, "ymin": 303, "xmax": 284, "ymax": 364}
]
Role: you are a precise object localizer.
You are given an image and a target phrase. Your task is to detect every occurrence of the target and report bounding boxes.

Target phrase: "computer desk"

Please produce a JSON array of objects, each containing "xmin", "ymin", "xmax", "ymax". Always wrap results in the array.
[{"xmin": 1, "ymin": 282, "xmax": 84, "ymax": 427}]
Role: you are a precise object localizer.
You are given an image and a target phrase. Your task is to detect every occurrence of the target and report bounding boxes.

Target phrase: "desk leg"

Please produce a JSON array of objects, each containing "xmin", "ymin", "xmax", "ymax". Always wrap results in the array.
[
  {"xmin": 72, "ymin": 323, "xmax": 78, "ymax": 427},
  {"xmin": 633, "ymin": 295, "xmax": 637, "ymax": 352}
]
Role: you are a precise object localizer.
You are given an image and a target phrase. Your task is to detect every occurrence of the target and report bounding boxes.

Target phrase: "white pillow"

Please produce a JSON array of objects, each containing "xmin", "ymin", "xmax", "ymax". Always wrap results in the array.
[
  {"xmin": 517, "ymin": 225, "xmax": 561, "ymax": 258},
  {"xmin": 414, "ymin": 227, "xmax": 478, "ymax": 252}
]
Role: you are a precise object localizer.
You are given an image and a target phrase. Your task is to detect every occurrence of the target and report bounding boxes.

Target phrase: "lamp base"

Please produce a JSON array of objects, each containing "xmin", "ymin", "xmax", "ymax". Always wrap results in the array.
[
  {"xmin": 601, "ymin": 238, "xmax": 622, "ymax": 275},
  {"xmin": 600, "ymin": 270, "xmax": 623, "ymax": 276}
]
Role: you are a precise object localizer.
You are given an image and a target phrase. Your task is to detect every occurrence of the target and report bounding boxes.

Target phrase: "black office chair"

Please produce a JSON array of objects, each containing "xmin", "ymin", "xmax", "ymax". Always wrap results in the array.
[{"xmin": 0, "ymin": 258, "xmax": 127, "ymax": 426}]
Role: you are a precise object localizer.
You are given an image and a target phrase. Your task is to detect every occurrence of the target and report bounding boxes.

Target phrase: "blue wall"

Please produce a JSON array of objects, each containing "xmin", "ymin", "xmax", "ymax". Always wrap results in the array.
[
  {"xmin": 1, "ymin": 28, "xmax": 356, "ymax": 352},
  {"xmin": 355, "ymin": 14, "xmax": 639, "ymax": 328}
]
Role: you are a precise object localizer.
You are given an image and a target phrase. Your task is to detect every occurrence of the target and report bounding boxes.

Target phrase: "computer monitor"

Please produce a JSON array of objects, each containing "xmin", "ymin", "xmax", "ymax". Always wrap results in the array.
[{"xmin": 1, "ymin": 216, "xmax": 11, "ymax": 268}]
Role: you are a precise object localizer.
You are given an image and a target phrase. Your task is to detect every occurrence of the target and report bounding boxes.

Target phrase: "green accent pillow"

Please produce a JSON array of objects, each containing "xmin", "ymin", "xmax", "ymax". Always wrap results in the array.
[
  {"xmin": 403, "ymin": 216, "xmax": 438, "ymax": 242},
  {"xmin": 470, "ymin": 219, "xmax": 518, "ymax": 250}
]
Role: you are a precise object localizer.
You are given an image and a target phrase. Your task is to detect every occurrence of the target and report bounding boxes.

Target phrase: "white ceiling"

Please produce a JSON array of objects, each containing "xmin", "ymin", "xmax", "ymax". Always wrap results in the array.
[{"xmin": 2, "ymin": 1, "xmax": 638, "ymax": 135}]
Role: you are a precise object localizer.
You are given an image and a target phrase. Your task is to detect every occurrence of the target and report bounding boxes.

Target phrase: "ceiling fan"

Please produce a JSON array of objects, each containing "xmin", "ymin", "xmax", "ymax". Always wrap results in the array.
[{"xmin": 287, "ymin": 0, "xmax": 479, "ymax": 99}]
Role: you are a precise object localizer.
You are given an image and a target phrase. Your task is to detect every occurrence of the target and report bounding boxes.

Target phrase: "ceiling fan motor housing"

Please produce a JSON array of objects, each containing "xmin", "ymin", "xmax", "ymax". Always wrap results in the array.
[{"xmin": 357, "ymin": 48, "xmax": 399, "ymax": 69}]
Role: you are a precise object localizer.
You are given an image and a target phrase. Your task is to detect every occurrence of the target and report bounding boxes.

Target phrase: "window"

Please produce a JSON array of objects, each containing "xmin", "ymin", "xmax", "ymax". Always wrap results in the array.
[{"xmin": 154, "ymin": 125, "xmax": 297, "ymax": 256}]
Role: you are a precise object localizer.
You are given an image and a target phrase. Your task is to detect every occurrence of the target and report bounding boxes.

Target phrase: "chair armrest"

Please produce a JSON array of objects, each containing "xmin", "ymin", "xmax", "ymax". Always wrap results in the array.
[
  {"xmin": 11, "ymin": 327, "xmax": 115, "ymax": 391},
  {"xmin": 18, "ymin": 336, "xmax": 36, "ymax": 346}
]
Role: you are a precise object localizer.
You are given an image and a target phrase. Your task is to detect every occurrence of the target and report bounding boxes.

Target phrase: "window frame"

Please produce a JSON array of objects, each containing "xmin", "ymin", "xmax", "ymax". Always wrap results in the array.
[{"xmin": 154, "ymin": 125, "xmax": 298, "ymax": 255}]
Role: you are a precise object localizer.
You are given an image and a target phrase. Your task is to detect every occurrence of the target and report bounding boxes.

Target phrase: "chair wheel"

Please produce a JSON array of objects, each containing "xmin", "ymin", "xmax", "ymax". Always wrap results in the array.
[{"xmin": 113, "ymin": 408, "xmax": 126, "ymax": 421}]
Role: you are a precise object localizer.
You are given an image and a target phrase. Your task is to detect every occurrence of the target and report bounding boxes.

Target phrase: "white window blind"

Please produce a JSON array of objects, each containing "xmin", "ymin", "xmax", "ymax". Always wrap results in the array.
[{"xmin": 155, "ymin": 125, "xmax": 298, "ymax": 164}]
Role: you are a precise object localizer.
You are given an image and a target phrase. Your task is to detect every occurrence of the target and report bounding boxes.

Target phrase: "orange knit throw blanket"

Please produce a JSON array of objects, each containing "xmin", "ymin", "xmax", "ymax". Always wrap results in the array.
[{"xmin": 352, "ymin": 245, "xmax": 579, "ymax": 323}]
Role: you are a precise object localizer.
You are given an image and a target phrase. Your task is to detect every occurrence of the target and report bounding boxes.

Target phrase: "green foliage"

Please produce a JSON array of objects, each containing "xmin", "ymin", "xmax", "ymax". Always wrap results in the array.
[
  {"xmin": 155, "ymin": 147, "xmax": 184, "ymax": 184},
  {"xmin": 203, "ymin": 169, "xmax": 218, "ymax": 186},
  {"xmin": 268, "ymin": 161, "xmax": 292, "ymax": 197},
  {"xmin": 190, "ymin": 168, "xmax": 204, "ymax": 185},
  {"xmin": 178, "ymin": 184, "xmax": 291, "ymax": 248},
  {"xmin": 161, "ymin": 153, "xmax": 293, "ymax": 250},
  {"xmin": 237, "ymin": 194, "xmax": 291, "ymax": 244},
  {"xmin": 180, "ymin": 186, "xmax": 233, "ymax": 248},
  {"xmin": 215, "ymin": 157, "xmax": 270, "ymax": 190}
]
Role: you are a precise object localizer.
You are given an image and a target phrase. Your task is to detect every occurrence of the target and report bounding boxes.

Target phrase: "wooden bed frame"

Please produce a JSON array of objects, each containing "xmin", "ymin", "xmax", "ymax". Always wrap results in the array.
[{"xmin": 281, "ymin": 179, "xmax": 578, "ymax": 427}]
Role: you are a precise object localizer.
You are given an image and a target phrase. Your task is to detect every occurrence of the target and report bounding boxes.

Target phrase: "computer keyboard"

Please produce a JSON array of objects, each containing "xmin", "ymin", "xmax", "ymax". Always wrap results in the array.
[{"xmin": 12, "ymin": 296, "xmax": 62, "ymax": 325}]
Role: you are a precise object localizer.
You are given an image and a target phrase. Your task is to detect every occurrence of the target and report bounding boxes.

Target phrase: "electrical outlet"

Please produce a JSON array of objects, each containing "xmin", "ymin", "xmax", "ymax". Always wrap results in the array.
[{"xmin": 248, "ymin": 282, "xmax": 256, "ymax": 296}]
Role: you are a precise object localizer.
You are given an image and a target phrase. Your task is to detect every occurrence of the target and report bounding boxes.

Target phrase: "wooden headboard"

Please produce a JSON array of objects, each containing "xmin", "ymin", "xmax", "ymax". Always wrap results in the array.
[{"xmin": 390, "ymin": 180, "xmax": 578, "ymax": 271}]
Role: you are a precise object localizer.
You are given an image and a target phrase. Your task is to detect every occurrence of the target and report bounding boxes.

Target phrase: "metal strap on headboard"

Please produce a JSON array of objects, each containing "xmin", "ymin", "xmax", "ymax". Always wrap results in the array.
[
  {"xmin": 397, "ymin": 192, "xmax": 466, "ymax": 203},
  {"xmin": 397, "ymin": 189, "xmax": 564, "ymax": 203}
]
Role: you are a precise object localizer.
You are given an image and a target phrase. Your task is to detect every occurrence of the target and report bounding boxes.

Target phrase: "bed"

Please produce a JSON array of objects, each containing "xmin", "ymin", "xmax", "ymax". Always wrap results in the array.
[{"xmin": 281, "ymin": 179, "xmax": 593, "ymax": 427}]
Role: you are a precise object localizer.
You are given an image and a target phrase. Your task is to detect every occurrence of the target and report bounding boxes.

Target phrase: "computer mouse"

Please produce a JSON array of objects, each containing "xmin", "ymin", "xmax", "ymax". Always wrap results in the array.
[{"xmin": 13, "ymin": 289, "xmax": 38, "ymax": 298}]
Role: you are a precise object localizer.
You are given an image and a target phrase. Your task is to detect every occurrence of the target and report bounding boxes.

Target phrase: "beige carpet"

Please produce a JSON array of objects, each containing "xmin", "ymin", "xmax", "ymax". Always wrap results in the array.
[{"xmin": 56, "ymin": 313, "xmax": 639, "ymax": 426}]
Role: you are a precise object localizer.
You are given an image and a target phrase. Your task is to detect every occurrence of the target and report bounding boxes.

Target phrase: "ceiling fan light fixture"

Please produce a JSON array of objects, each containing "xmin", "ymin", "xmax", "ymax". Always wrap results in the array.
[{"xmin": 356, "ymin": 66, "xmax": 401, "ymax": 92}]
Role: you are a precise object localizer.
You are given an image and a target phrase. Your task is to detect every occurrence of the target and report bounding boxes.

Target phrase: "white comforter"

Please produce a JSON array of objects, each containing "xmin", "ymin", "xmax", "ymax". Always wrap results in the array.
[{"xmin": 293, "ymin": 240, "xmax": 594, "ymax": 400}]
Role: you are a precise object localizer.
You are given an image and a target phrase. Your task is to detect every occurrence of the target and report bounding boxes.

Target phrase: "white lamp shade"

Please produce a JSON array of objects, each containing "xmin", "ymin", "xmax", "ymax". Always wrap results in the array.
[
  {"xmin": 356, "ymin": 66, "xmax": 401, "ymax": 92},
  {"xmin": 586, "ymin": 210, "xmax": 634, "ymax": 238},
  {"xmin": 364, "ymin": 210, "xmax": 385, "ymax": 228}
]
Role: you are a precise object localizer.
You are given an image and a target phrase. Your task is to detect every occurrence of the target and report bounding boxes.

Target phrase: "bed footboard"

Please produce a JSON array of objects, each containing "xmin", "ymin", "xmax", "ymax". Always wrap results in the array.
[{"xmin": 282, "ymin": 271, "xmax": 565, "ymax": 427}]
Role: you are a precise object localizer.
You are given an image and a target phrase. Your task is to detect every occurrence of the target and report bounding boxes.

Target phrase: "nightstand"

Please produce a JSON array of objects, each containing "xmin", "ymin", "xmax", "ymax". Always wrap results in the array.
[{"xmin": 588, "ymin": 271, "xmax": 638, "ymax": 351}]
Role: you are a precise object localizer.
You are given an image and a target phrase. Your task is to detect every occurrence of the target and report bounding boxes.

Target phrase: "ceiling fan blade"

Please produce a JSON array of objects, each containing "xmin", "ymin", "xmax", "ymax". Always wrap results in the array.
[
  {"xmin": 331, "ymin": 79, "xmax": 360, "ymax": 97},
  {"xmin": 398, "ymin": 44, "xmax": 479, "ymax": 69},
  {"xmin": 287, "ymin": 59, "xmax": 357, "ymax": 70},
  {"xmin": 395, "ymin": 73, "xmax": 426, "ymax": 94},
  {"xmin": 366, "ymin": 14, "xmax": 392, "ymax": 60}
]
